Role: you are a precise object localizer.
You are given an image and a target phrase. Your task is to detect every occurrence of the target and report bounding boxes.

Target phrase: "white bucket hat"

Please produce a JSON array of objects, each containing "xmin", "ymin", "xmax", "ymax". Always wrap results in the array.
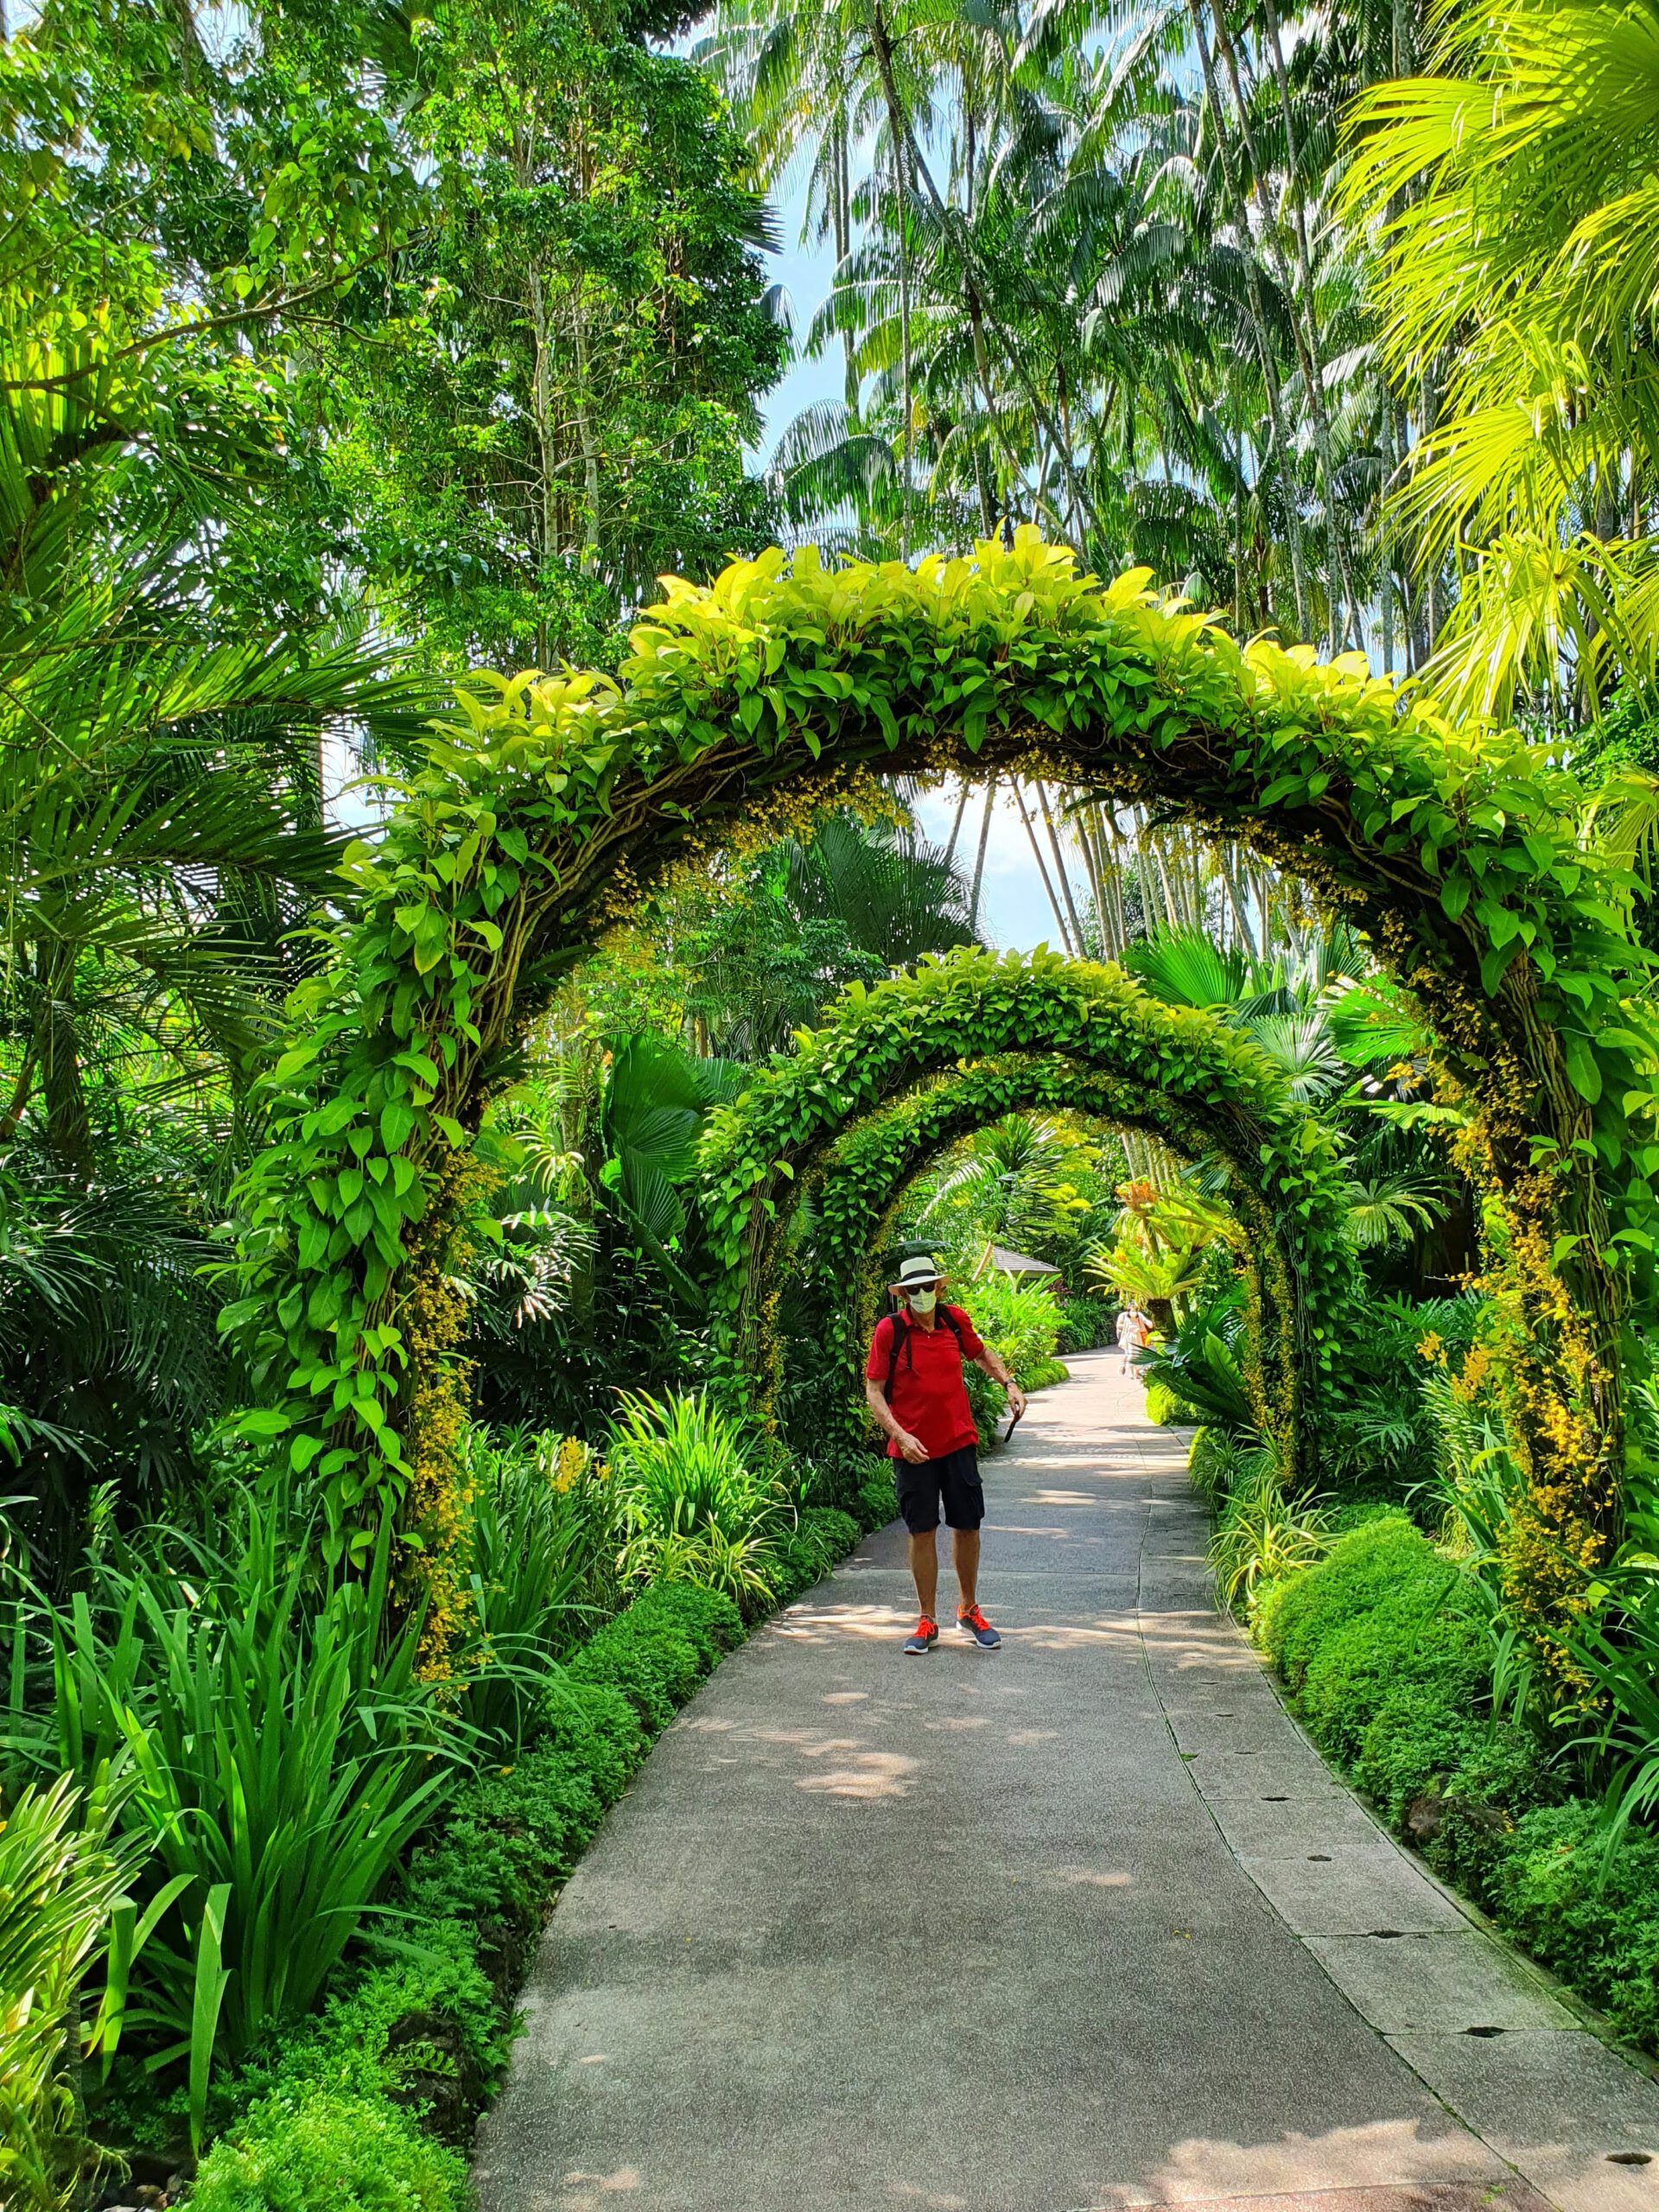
[{"xmin": 891, "ymin": 1253, "xmax": 944, "ymax": 1289}]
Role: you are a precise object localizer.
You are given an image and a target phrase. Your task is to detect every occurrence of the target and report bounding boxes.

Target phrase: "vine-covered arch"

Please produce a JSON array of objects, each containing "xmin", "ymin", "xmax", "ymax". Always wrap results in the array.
[
  {"xmin": 223, "ymin": 531, "xmax": 1659, "ymax": 1660},
  {"xmin": 699, "ymin": 950, "xmax": 1357, "ymax": 1484},
  {"xmin": 751, "ymin": 1049, "xmax": 1312, "ymax": 1471}
]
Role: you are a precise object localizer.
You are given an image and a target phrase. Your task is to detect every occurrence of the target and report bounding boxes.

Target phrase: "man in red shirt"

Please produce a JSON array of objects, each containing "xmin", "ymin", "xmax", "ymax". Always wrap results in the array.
[{"xmin": 864, "ymin": 1254, "xmax": 1027, "ymax": 1655}]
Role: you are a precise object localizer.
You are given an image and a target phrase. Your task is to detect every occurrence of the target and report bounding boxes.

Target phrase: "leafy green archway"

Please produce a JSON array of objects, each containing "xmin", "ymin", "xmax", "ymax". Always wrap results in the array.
[
  {"xmin": 224, "ymin": 531, "xmax": 1659, "ymax": 1665},
  {"xmin": 730, "ymin": 1043, "xmax": 1319, "ymax": 1470}
]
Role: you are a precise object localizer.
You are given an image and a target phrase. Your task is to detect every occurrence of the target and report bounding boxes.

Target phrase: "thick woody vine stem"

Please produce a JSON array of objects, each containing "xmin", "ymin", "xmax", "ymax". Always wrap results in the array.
[{"xmin": 221, "ymin": 531, "xmax": 1659, "ymax": 1666}]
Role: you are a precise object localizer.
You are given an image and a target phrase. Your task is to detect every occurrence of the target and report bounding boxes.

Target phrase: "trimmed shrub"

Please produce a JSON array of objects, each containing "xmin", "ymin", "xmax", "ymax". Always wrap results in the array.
[
  {"xmin": 1426, "ymin": 1727, "xmax": 1563, "ymax": 1897},
  {"xmin": 1489, "ymin": 1803, "xmax": 1659, "ymax": 2049},
  {"xmin": 565, "ymin": 1584, "xmax": 738, "ymax": 1729},
  {"xmin": 774, "ymin": 1507, "xmax": 861, "ymax": 1599},
  {"xmin": 1351, "ymin": 1688, "xmax": 1483, "ymax": 1829},
  {"xmin": 537, "ymin": 1674, "xmax": 648, "ymax": 1809},
  {"xmin": 1255, "ymin": 1512, "xmax": 1428, "ymax": 1691},
  {"xmin": 396, "ymin": 1750, "xmax": 609, "ymax": 2005},
  {"xmin": 620, "ymin": 1580, "xmax": 745, "ymax": 1665},
  {"xmin": 1297, "ymin": 1580, "xmax": 1485, "ymax": 1765},
  {"xmin": 189, "ymin": 2090, "xmax": 468, "ymax": 2212},
  {"xmin": 855, "ymin": 1468, "xmax": 898, "ymax": 1531},
  {"xmin": 1249, "ymin": 1499, "xmax": 1659, "ymax": 2059}
]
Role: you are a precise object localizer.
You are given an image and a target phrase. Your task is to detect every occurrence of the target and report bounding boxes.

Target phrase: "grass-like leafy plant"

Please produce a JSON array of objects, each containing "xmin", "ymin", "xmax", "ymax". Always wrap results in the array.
[
  {"xmin": 3, "ymin": 1504, "xmax": 461, "ymax": 2142},
  {"xmin": 0, "ymin": 1770, "xmax": 138, "ymax": 2210},
  {"xmin": 608, "ymin": 1391, "xmax": 783, "ymax": 1614}
]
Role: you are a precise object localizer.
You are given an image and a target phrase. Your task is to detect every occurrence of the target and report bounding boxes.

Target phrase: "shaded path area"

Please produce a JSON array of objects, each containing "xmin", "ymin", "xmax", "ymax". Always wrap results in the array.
[{"xmin": 475, "ymin": 1354, "xmax": 1659, "ymax": 2212}]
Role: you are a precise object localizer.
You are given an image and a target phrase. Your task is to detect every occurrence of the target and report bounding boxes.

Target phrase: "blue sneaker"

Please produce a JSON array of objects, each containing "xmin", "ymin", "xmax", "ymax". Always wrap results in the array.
[
  {"xmin": 958, "ymin": 1604, "xmax": 1001, "ymax": 1649},
  {"xmin": 904, "ymin": 1615, "xmax": 939, "ymax": 1656}
]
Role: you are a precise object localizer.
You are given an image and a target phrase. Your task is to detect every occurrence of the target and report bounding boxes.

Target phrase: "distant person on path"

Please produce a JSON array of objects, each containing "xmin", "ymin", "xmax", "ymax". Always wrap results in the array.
[
  {"xmin": 1116, "ymin": 1302, "xmax": 1150, "ymax": 1379},
  {"xmin": 864, "ymin": 1254, "xmax": 1026, "ymax": 1656}
]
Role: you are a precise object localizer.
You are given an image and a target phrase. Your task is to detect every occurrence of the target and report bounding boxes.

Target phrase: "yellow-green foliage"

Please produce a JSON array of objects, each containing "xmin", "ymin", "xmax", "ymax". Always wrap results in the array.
[
  {"xmin": 0, "ymin": 1775, "xmax": 135, "ymax": 2212},
  {"xmin": 188, "ymin": 2093, "xmax": 467, "ymax": 2212},
  {"xmin": 220, "ymin": 530, "xmax": 1659, "ymax": 1631},
  {"xmin": 700, "ymin": 987, "xmax": 1354, "ymax": 1481}
]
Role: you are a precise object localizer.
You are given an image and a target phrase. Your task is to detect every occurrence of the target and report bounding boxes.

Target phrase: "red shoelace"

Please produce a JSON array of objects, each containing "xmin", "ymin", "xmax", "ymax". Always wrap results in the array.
[
  {"xmin": 959, "ymin": 1605, "xmax": 992, "ymax": 1630},
  {"xmin": 914, "ymin": 1616, "xmax": 938, "ymax": 1637}
]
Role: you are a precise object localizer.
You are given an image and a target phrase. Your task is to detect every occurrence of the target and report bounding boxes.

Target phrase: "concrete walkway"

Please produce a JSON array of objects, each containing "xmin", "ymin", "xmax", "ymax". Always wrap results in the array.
[{"xmin": 474, "ymin": 1352, "xmax": 1659, "ymax": 2212}]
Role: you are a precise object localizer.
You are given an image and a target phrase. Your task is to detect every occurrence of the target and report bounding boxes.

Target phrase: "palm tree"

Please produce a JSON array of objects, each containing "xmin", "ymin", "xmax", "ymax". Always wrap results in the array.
[
  {"xmin": 673, "ymin": 810, "xmax": 976, "ymax": 1058},
  {"xmin": 1342, "ymin": 0, "xmax": 1659, "ymax": 719},
  {"xmin": 1125, "ymin": 925, "xmax": 1456, "ymax": 1262},
  {"xmin": 921, "ymin": 1111, "xmax": 1094, "ymax": 1250},
  {"xmin": 0, "ymin": 349, "xmax": 433, "ymax": 1178}
]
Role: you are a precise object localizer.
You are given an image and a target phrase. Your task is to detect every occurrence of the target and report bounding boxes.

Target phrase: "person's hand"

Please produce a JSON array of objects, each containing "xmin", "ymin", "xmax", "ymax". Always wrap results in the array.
[
  {"xmin": 895, "ymin": 1429, "xmax": 930, "ymax": 1464},
  {"xmin": 1005, "ymin": 1381, "xmax": 1027, "ymax": 1419}
]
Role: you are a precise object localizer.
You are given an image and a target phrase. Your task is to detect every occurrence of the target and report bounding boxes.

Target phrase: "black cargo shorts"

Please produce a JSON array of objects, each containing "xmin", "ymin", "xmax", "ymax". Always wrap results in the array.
[{"xmin": 894, "ymin": 1444, "xmax": 984, "ymax": 1535}]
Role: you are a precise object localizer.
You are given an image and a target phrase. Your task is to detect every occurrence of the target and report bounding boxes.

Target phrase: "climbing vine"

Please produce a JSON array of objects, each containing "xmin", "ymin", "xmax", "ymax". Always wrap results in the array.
[
  {"xmin": 750, "ymin": 1049, "xmax": 1308, "ymax": 1469},
  {"xmin": 698, "ymin": 950, "xmax": 1357, "ymax": 1483},
  {"xmin": 222, "ymin": 531, "xmax": 1659, "ymax": 1662}
]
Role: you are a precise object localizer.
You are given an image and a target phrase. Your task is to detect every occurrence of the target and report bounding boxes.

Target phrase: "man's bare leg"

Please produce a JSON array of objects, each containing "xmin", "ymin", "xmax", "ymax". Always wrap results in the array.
[
  {"xmin": 953, "ymin": 1528, "xmax": 981, "ymax": 1615},
  {"xmin": 908, "ymin": 1529, "xmax": 940, "ymax": 1619}
]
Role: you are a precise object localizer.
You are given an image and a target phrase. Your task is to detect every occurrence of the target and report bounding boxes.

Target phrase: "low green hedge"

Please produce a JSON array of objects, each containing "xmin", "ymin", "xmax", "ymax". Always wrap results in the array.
[
  {"xmin": 855, "ymin": 1466, "xmax": 899, "ymax": 1531},
  {"xmin": 189, "ymin": 1582, "xmax": 753, "ymax": 2208},
  {"xmin": 1056, "ymin": 1293, "xmax": 1116, "ymax": 1354},
  {"xmin": 1254, "ymin": 1517, "xmax": 1659, "ymax": 2051},
  {"xmin": 774, "ymin": 1507, "xmax": 862, "ymax": 1598},
  {"xmin": 1489, "ymin": 1803, "xmax": 1659, "ymax": 2049}
]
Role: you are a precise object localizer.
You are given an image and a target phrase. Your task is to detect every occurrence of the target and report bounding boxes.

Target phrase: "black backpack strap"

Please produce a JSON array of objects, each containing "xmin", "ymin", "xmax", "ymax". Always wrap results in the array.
[
  {"xmin": 884, "ymin": 1306, "xmax": 966, "ymax": 1395},
  {"xmin": 883, "ymin": 1312, "xmax": 910, "ymax": 1397}
]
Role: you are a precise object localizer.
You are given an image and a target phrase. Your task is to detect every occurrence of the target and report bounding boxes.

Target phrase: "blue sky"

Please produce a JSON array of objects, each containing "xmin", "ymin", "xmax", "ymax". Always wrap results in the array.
[{"xmin": 753, "ymin": 168, "xmax": 1065, "ymax": 954}]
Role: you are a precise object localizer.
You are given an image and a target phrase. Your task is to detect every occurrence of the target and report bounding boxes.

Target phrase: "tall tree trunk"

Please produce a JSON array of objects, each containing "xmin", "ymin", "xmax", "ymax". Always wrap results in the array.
[
  {"xmin": 35, "ymin": 938, "xmax": 92, "ymax": 1181},
  {"xmin": 836, "ymin": 122, "xmax": 858, "ymax": 414},
  {"xmin": 1248, "ymin": 0, "xmax": 1364, "ymax": 648},
  {"xmin": 867, "ymin": 2, "xmax": 1099, "ymax": 544},
  {"xmin": 1421, "ymin": 363, "xmax": 1446, "ymax": 654},
  {"xmin": 571, "ymin": 289, "xmax": 602, "ymax": 580},
  {"xmin": 1035, "ymin": 783, "xmax": 1089, "ymax": 950},
  {"xmin": 969, "ymin": 777, "xmax": 997, "ymax": 935},
  {"xmin": 1073, "ymin": 804, "xmax": 1109, "ymax": 957},
  {"xmin": 943, "ymin": 779, "xmax": 970, "ymax": 867},
  {"xmin": 1218, "ymin": 848, "xmax": 1261, "ymax": 959},
  {"xmin": 1185, "ymin": 0, "xmax": 1311, "ymax": 639},
  {"xmin": 894, "ymin": 137, "xmax": 913, "ymax": 557},
  {"xmin": 1014, "ymin": 785, "xmax": 1077, "ymax": 953},
  {"xmin": 1380, "ymin": 397, "xmax": 1397, "ymax": 674}
]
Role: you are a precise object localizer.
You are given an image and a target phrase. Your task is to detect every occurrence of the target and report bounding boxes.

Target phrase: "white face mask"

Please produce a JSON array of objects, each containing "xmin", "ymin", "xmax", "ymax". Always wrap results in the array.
[{"xmin": 906, "ymin": 1287, "xmax": 938, "ymax": 1315}]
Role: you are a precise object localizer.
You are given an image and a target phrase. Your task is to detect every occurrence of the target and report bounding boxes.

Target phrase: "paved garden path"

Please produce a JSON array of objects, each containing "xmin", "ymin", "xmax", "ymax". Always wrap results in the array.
[{"xmin": 474, "ymin": 1351, "xmax": 1659, "ymax": 2212}]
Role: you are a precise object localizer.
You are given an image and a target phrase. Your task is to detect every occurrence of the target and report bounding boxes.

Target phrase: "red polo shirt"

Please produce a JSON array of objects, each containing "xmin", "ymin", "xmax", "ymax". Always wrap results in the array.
[{"xmin": 866, "ymin": 1304, "xmax": 985, "ymax": 1460}]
